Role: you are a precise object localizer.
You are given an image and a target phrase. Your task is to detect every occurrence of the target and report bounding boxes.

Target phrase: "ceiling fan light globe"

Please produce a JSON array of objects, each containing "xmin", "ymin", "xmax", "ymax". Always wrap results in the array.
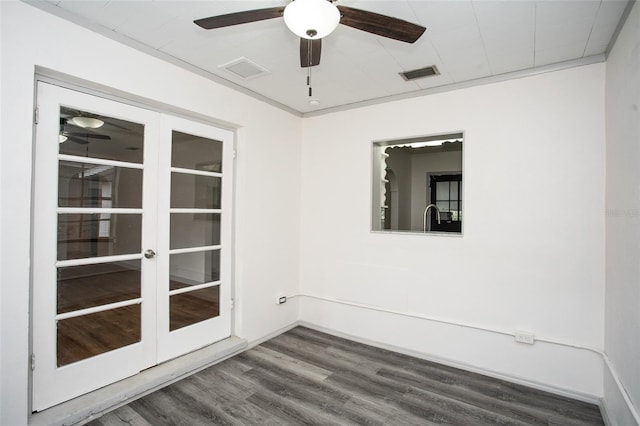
[
  {"xmin": 69, "ymin": 116, "xmax": 104, "ymax": 129},
  {"xmin": 283, "ymin": 0, "xmax": 340, "ymax": 39}
]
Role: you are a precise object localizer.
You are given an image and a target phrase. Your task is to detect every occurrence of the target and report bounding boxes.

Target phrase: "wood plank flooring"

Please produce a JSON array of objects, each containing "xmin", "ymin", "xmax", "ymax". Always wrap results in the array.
[{"xmin": 86, "ymin": 326, "xmax": 604, "ymax": 426}]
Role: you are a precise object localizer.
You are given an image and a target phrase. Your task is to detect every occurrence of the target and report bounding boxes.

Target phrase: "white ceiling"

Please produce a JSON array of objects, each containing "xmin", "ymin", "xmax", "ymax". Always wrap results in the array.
[{"xmin": 34, "ymin": 0, "xmax": 630, "ymax": 115}]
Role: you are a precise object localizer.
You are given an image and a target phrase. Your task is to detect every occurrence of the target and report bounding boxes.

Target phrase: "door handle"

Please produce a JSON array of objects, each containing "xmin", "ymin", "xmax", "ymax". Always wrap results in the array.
[{"xmin": 144, "ymin": 249, "xmax": 156, "ymax": 259}]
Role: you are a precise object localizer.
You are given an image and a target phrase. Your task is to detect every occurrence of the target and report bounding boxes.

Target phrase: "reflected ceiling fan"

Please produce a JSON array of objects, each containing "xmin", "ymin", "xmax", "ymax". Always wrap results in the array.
[
  {"xmin": 59, "ymin": 117, "xmax": 111, "ymax": 145},
  {"xmin": 194, "ymin": 0, "xmax": 426, "ymax": 68}
]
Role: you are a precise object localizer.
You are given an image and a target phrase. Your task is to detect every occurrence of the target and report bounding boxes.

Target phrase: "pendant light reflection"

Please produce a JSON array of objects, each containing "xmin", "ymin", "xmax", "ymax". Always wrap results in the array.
[{"xmin": 69, "ymin": 116, "xmax": 104, "ymax": 129}]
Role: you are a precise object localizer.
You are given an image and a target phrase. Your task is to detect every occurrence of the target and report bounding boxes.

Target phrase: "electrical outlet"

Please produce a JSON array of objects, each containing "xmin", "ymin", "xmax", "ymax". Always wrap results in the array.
[
  {"xmin": 276, "ymin": 296, "xmax": 287, "ymax": 305},
  {"xmin": 515, "ymin": 330, "xmax": 535, "ymax": 345}
]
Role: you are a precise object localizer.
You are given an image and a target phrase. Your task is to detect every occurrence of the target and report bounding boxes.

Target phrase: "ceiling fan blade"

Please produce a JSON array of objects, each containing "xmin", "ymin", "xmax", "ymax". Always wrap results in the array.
[
  {"xmin": 66, "ymin": 136, "xmax": 90, "ymax": 145},
  {"xmin": 194, "ymin": 7, "xmax": 285, "ymax": 30},
  {"xmin": 103, "ymin": 120, "xmax": 130, "ymax": 131},
  {"xmin": 337, "ymin": 6, "xmax": 426, "ymax": 43},
  {"xmin": 66, "ymin": 132, "xmax": 111, "ymax": 140},
  {"xmin": 300, "ymin": 38, "xmax": 322, "ymax": 68}
]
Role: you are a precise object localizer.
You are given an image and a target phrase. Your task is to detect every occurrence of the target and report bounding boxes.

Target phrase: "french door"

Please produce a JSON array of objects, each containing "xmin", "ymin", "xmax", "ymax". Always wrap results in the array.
[{"xmin": 32, "ymin": 82, "xmax": 233, "ymax": 411}]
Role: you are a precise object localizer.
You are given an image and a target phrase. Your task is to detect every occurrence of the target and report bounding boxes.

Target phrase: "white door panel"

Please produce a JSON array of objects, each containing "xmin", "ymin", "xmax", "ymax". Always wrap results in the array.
[{"xmin": 156, "ymin": 114, "xmax": 234, "ymax": 362}]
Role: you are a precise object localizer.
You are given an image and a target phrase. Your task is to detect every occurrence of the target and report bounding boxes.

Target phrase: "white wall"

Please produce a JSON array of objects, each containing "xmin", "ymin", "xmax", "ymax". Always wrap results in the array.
[
  {"xmin": 0, "ymin": 2, "xmax": 300, "ymax": 424},
  {"xmin": 300, "ymin": 63, "xmax": 606, "ymax": 398},
  {"xmin": 604, "ymin": 1, "xmax": 640, "ymax": 424}
]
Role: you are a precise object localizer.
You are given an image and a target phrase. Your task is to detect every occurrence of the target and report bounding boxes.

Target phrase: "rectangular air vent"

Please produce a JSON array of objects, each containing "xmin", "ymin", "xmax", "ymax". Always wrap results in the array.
[
  {"xmin": 219, "ymin": 57, "xmax": 270, "ymax": 80},
  {"xmin": 400, "ymin": 65, "xmax": 440, "ymax": 81}
]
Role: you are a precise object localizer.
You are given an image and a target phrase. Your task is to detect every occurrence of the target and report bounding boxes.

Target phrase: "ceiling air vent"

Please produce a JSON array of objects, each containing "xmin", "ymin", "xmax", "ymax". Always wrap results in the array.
[
  {"xmin": 219, "ymin": 57, "xmax": 271, "ymax": 80},
  {"xmin": 400, "ymin": 65, "xmax": 440, "ymax": 81}
]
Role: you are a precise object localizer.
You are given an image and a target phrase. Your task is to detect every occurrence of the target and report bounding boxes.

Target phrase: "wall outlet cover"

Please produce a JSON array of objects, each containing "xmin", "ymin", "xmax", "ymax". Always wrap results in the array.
[{"xmin": 515, "ymin": 330, "xmax": 535, "ymax": 345}]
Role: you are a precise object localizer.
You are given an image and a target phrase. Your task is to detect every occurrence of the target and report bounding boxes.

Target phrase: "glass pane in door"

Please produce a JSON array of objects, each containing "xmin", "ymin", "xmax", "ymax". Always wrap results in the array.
[
  {"xmin": 170, "ymin": 286, "xmax": 220, "ymax": 331},
  {"xmin": 58, "ymin": 161, "xmax": 143, "ymax": 208},
  {"xmin": 168, "ymin": 130, "xmax": 223, "ymax": 331},
  {"xmin": 57, "ymin": 213, "xmax": 142, "ymax": 260},
  {"xmin": 169, "ymin": 250, "xmax": 220, "ymax": 290},
  {"xmin": 57, "ymin": 261, "xmax": 141, "ymax": 313},
  {"xmin": 169, "ymin": 213, "xmax": 220, "ymax": 249},
  {"xmin": 171, "ymin": 131, "xmax": 222, "ymax": 172},
  {"xmin": 57, "ymin": 304, "xmax": 141, "ymax": 366},
  {"xmin": 59, "ymin": 107, "xmax": 144, "ymax": 163},
  {"xmin": 170, "ymin": 173, "xmax": 221, "ymax": 209},
  {"xmin": 56, "ymin": 107, "xmax": 146, "ymax": 367}
]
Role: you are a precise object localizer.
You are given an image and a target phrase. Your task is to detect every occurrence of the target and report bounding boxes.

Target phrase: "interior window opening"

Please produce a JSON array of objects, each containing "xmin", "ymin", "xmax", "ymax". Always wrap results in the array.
[{"xmin": 372, "ymin": 132, "xmax": 463, "ymax": 234}]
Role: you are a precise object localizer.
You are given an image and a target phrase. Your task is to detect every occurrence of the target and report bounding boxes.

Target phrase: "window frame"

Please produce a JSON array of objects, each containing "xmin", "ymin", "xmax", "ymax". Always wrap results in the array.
[{"xmin": 429, "ymin": 173, "xmax": 462, "ymax": 233}]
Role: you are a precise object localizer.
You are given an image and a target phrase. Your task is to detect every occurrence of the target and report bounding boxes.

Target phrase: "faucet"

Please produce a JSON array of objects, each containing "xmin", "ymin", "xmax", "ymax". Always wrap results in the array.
[{"xmin": 423, "ymin": 204, "xmax": 441, "ymax": 232}]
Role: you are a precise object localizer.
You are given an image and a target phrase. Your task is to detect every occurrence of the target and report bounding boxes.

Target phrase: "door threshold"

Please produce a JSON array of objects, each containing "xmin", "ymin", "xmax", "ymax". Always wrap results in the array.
[{"xmin": 30, "ymin": 336, "xmax": 248, "ymax": 426}]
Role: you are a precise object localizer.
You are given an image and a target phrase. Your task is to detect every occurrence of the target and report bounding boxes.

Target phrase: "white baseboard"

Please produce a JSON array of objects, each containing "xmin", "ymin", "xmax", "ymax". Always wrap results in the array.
[{"xmin": 246, "ymin": 321, "xmax": 300, "ymax": 349}]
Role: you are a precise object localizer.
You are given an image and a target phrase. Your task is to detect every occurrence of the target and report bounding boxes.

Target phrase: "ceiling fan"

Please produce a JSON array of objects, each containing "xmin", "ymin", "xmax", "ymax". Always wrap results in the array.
[
  {"xmin": 194, "ymin": 0, "xmax": 426, "ymax": 68},
  {"xmin": 59, "ymin": 117, "xmax": 112, "ymax": 144}
]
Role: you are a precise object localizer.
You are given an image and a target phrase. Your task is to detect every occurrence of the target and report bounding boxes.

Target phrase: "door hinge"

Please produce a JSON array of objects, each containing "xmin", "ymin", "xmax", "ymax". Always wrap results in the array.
[
  {"xmin": 30, "ymin": 353, "xmax": 36, "ymax": 371},
  {"xmin": 34, "ymin": 106, "xmax": 39, "ymax": 125},
  {"xmin": 230, "ymin": 298, "xmax": 235, "ymax": 310},
  {"xmin": 232, "ymin": 149, "xmax": 237, "ymax": 159}
]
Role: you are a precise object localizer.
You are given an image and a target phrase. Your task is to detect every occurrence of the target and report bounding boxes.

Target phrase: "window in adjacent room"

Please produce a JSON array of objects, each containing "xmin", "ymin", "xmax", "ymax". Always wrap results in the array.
[{"xmin": 429, "ymin": 174, "xmax": 462, "ymax": 233}]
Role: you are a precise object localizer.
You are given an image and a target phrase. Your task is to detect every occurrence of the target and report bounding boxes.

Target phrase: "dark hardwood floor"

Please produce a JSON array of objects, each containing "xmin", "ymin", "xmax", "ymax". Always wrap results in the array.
[{"xmin": 87, "ymin": 326, "xmax": 604, "ymax": 426}]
